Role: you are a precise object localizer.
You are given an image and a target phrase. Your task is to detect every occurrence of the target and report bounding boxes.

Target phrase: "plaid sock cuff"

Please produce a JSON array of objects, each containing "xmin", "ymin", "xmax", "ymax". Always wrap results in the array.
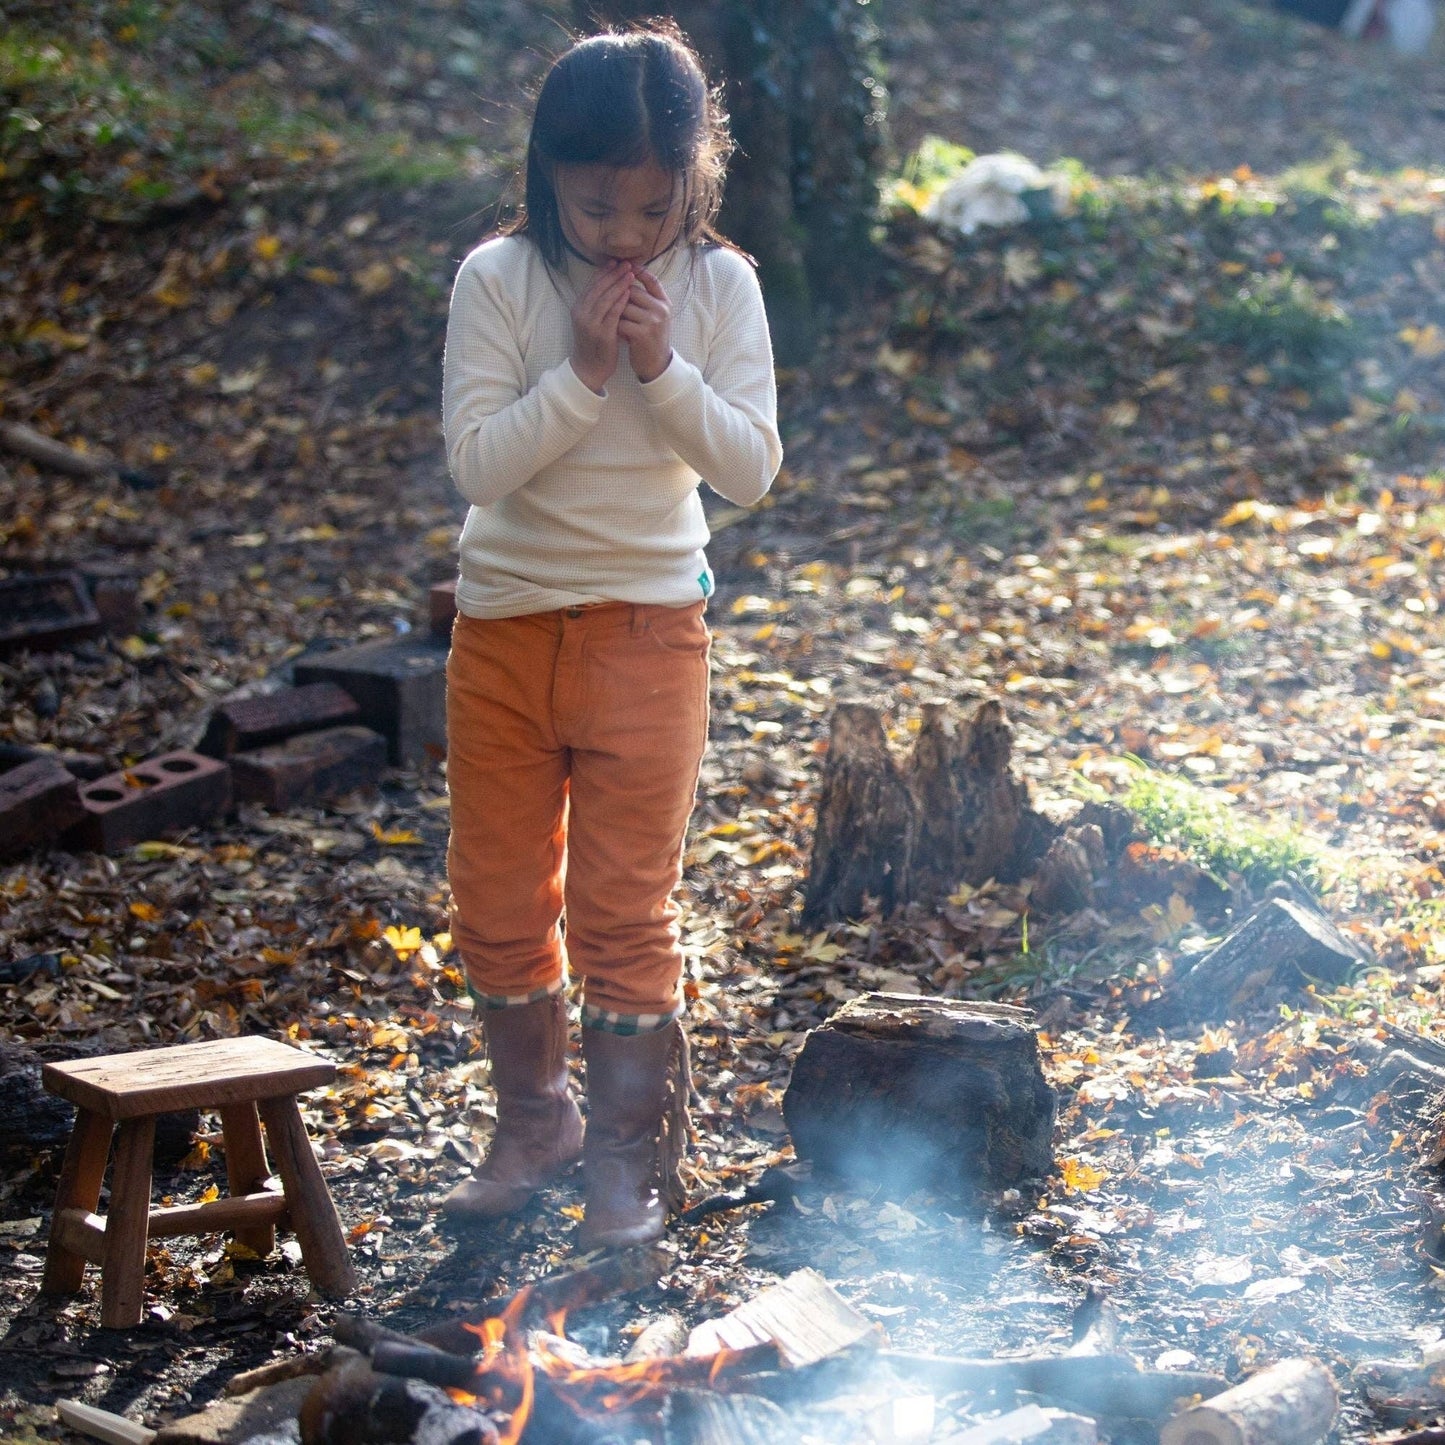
[
  {"xmin": 580, "ymin": 1003, "xmax": 682, "ymax": 1036},
  {"xmin": 468, "ymin": 979, "xmax": 566, "ymax": 1011}
]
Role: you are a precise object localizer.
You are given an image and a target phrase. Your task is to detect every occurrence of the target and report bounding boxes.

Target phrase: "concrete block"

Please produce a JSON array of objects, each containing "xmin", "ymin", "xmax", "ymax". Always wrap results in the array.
[
  {"xmin": 0, "ymin": 757, "xmax": 85, "ymax": 859},
  {"xmin": 198, "ymin": 682, "xmax": 362, "ymax": 758},
  {"xmin": 294, "ymin": 635, "xmax": 448, "ymax": 766},
  {"xmin": 429, "ymin": 578, "xmax": 457, "ymax": 637},
  {"xmin": 230, "ymin": 725, "xmax": 388, "ymax": 809},
  {"xmin": 67, "ymin": 752, "xmax": 232, "ymax": 854},
  {"xmin": 0, "ymin": 572, "xmax": 103, "ymax": 656}
]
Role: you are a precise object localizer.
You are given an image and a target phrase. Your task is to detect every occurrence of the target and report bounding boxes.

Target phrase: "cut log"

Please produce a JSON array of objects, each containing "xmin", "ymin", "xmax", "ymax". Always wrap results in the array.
[
  {"xmin": 783, "ymin": 994, "xmax": 1056, "ymax": 1192},
  {"xmin": 56, "ymin": 1401, "xmax": 155, "ymax": 1445},
  {"xmin": 1171, "ymin": 899, "xmax": 1363, "ymax": 1021},
  {"xmin": 626, "ymin": 1314, "xmax": 691, "ymax": 1362},
  {"xmin": 1159, "ymin": 1357, "xmax": 1336, "ymax": 1445}
]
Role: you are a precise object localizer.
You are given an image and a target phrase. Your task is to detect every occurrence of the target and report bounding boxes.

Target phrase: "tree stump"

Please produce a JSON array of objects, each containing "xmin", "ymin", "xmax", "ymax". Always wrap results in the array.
[
  {"xmin": 802, "ymin": 698, "xmax": 1054, "ymax": 926},
  {"xmin": 1171, "ymin": 897, "xmax": 1364, "ymax": 1021},
  {"xmin": 801, "ymin": 703, "xmax": 914, "ymax": 923},
  {"xmin": 782, "ymin": 993, "xmax": 1056, "ymax": 1194}
]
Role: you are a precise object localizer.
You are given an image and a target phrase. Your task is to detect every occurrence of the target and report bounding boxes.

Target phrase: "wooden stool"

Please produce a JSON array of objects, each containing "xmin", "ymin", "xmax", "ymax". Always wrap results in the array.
[{"xmin": 40, "ymin": 1036, "xmax": 356, "ymax": 1328}]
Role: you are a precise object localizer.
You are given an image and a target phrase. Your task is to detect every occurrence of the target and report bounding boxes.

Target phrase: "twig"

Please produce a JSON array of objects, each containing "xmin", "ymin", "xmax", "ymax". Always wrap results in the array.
[{"xmin": 0, "ymin": 419, "xmax": 159, "ymax": 489}]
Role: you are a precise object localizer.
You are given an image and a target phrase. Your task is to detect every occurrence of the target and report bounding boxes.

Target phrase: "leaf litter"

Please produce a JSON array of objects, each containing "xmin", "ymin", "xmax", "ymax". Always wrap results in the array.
[{"xmin": 4, "ymin": 1, "xmax": 1445, "ymax": 1441}]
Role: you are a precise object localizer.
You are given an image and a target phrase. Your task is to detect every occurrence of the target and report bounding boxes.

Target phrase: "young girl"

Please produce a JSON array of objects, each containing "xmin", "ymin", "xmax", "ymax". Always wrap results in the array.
[{"xmin": 440, "ymin": 23, "xmax": 781, "ymax": 1250}]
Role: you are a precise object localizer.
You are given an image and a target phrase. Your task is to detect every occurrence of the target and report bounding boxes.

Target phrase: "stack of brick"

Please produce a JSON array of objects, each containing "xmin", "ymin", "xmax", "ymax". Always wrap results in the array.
[{"xmin": 0, "ymin": 581, "xmax": 458, "ymax": 859}]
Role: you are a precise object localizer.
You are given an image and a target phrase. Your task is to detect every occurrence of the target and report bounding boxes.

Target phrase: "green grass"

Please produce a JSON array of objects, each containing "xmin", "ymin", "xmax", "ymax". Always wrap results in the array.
[
  {"xmin": 0, "ymin": 25, "xmax": 475, "ymax": 228},
  {"xmin": 1120, "ymin": 763, "xmax": 1325, "ymax": 893}
]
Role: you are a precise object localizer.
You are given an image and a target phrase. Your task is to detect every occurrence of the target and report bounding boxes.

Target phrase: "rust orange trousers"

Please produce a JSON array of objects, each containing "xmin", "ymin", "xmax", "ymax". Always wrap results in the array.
[{"xmin": 445, "ymin": 601, "xmax": 709, "ymax": 1029}]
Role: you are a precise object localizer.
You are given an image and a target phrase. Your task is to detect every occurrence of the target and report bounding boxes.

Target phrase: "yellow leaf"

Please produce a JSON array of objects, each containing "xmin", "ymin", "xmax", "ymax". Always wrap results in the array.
[
  {"xmin": 353, "ymin": 261, "xmax": 395, "ymax": 296},
  {"xmin": 383, "ymin": 924, "xmax": 424, "ymax": 958},
  {"xmin": 27, "ymin": 320, "xmax": 91, "ymax": 351},
  {"xmin": 198, "ymin": 1183, "xmax": 220, "ymax": 1204},
  {"xmin": 875, "ymin": 344, "xmax": 919, "ymax": 378},
  {"xmin": 306, "ymin": 266, "xmax": 342, "ymax": 285},
  {"xmin": 253, "ymin": 234, "xmax": 283, "ymax": 261},
  {"xmin": 371, "ymin": 821, "xmax": 421, "ymax": 846},
  {"xmin": 1060, "ymin": 1158, "xmax": 1108, "ymax": 1195},
  {"xmin": 129, "ymin": 900, "xmax": 161, "ymax": 922},
  {"xmin": 178, "ymin": 1140, "xmax": 211, "ymax": 1171},
  {"xmin": 184, "ymin": 362, "xmax": 218, "ymax": 388},
  {"xmin": 905, "ymin": 396, "xmax": 951, "ymax": 427}
]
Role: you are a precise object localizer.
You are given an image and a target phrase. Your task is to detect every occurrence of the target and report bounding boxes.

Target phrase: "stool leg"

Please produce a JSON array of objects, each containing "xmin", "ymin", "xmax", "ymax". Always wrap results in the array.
[
  {"xmin": 257, "ymin": 1095, "xmax": 355, "ymax": 1297},
  {"xmin": 101, "ymin": 1116, "xmax": 155, "ymax": 1329},
  {"xmin": 219, "ymin": 1103, "xmax": 276, "ymax": 1258},
  {"xmin": 41, "ymin": 1107, "xmax": 113, "ymax": 1297}
]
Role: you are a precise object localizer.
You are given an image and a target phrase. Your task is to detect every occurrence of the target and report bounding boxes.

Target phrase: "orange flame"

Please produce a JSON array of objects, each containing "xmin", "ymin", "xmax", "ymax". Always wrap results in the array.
[{"xmin": 443, "ymin": 1289, "xmax": 767, "ymax": 1440}]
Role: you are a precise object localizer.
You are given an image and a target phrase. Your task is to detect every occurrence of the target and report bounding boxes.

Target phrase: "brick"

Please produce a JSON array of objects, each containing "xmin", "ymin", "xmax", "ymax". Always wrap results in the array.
[
  {"xmin": 0, "ymin": 743, "xmax": 109, "ymax": 781},
  {"xmin": 230, "ymin": 725, "xmax": 388, "ymax": 809},
  {"xmin": 66, "ymin": 752, "xmax": 232, "ymax": 854},
  {"xmin": 429, "ymin": 578, "xmax": 458, "ymax": 637},
  {"xmin": 0, "ymin": 758, "xmax": 85, "ymax": 860},
  {"xmin": 0, "ymin": 572, "xmax": 103, "ymax": 657},
  {"xmin": 197, "ymin": 682, "xmax": 362, "ymax": 759},
  {"xmin": 89, "ymin": 575, "xmax": 142, "ymax": 634},
  {"xmin": 294, "ymin": 635, "xmax": 448, "ymax": 766}
]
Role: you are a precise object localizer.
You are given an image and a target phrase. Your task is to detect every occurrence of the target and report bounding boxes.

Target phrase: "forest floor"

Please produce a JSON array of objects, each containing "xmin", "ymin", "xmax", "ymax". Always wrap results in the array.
[{"xmin": 4, "ymin": 1, "xmax": 1445, "ymax": 1441}]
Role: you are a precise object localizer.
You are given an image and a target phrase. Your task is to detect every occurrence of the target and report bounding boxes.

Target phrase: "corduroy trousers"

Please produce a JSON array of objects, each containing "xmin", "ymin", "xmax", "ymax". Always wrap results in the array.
[{"xmin": 445, "ymin": 600, "xmax": 709, "ymax": 1029}]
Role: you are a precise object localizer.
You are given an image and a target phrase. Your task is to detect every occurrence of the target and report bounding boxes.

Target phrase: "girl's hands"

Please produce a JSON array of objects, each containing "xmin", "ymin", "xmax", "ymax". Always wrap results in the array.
[
  {"xmin": 570, "ymin": 260, "xmax": 633, "ymax": 393},
  {"xmin": 569, "ymin": 263, "xmax": 673, "ymax": 392},
  {"xmin": 619, "ymin": 268, "xmax": 673, "ymax": 383}
]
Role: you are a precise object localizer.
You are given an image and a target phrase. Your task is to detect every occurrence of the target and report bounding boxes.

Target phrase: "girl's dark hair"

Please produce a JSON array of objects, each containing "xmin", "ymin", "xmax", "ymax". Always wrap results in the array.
[{"xmin": 505, "ymin": 20, "xmax": 733, "ymax": 266}]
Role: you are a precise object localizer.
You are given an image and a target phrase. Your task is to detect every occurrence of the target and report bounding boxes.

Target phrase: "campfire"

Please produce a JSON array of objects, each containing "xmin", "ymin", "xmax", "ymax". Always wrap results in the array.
[{"xmin": 201, "ymin": 1245, "xmax": 1323, "ymax": 1445}]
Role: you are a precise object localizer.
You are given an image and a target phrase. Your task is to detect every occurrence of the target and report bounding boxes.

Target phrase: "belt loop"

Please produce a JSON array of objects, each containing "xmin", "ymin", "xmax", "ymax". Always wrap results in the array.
[{"xmin": 631, "ymin": 604, "xmax": 647, "ymax": 638}]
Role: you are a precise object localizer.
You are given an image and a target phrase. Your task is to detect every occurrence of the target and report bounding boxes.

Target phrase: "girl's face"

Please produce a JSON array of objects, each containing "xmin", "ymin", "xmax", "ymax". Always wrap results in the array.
[{"xmin": 554, "ymin": 161, "xmax": 685, "ymax": 268}]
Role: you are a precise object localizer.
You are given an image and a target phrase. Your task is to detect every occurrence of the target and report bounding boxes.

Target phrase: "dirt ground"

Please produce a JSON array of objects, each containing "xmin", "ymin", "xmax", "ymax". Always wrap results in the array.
[{"xmin": 4, "ymin": 1, "xmax": 1445, "ymax": 1441}]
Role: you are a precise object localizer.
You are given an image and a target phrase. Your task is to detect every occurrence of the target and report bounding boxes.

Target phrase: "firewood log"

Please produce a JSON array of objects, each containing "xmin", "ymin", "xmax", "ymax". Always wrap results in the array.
[
  {"xmin": 1170, "ymin": 899, "xmax": 1362, "ymax": 1021},
  {"xmin": 1159, "ymin": 1358, "xmax": 1336, "ymax": 1445}
]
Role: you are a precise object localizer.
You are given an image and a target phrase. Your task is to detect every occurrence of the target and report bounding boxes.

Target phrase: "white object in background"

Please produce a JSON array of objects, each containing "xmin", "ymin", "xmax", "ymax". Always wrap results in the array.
[
  {"xmin": 924, "ymin": 154, "xmax": 1051, "ymax": 236},
  {"xmin": 1342, "ymin": 0, "xmax": 1436, "ymax": 51}
]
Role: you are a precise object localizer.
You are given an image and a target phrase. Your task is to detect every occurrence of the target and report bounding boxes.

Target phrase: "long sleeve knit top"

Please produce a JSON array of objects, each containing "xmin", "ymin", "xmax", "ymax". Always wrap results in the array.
[{"xmin": 442, "ymin": 234, "xmax": 782, "ymax": 619}]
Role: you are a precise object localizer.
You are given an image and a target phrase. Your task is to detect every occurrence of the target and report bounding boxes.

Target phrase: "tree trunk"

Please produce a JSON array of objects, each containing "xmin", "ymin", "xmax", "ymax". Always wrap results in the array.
[{"xmin": 577, "ymin": 0, "xmax": 883, "ymax": 361}]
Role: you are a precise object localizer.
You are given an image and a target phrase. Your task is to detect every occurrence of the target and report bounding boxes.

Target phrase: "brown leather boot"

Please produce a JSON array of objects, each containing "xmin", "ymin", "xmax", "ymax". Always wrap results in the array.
[
  {"xmin": 577, "ymin": 1021, "xmax": 689, "ymax": 1252},
  {"xmin": 442, "ymin": 995, "xmax": 584, "ymax": 1222}
]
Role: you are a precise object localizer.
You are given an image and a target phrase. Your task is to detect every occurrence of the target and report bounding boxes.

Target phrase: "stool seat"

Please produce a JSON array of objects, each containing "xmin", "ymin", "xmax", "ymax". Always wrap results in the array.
[
  {"xmin": 43, "ymin": 1036, "xmax": 336, "ymax": 1120},
  {"xmin": 41, "ymin": 1036, "xmax": 355, "ymax": 1328}
]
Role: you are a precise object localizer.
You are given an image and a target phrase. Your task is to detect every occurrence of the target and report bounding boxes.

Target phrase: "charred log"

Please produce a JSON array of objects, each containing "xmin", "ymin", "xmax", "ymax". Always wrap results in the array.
[{"xmin": 782, "ymin": 994, "xmax": 1055, "ymax": 1192}]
